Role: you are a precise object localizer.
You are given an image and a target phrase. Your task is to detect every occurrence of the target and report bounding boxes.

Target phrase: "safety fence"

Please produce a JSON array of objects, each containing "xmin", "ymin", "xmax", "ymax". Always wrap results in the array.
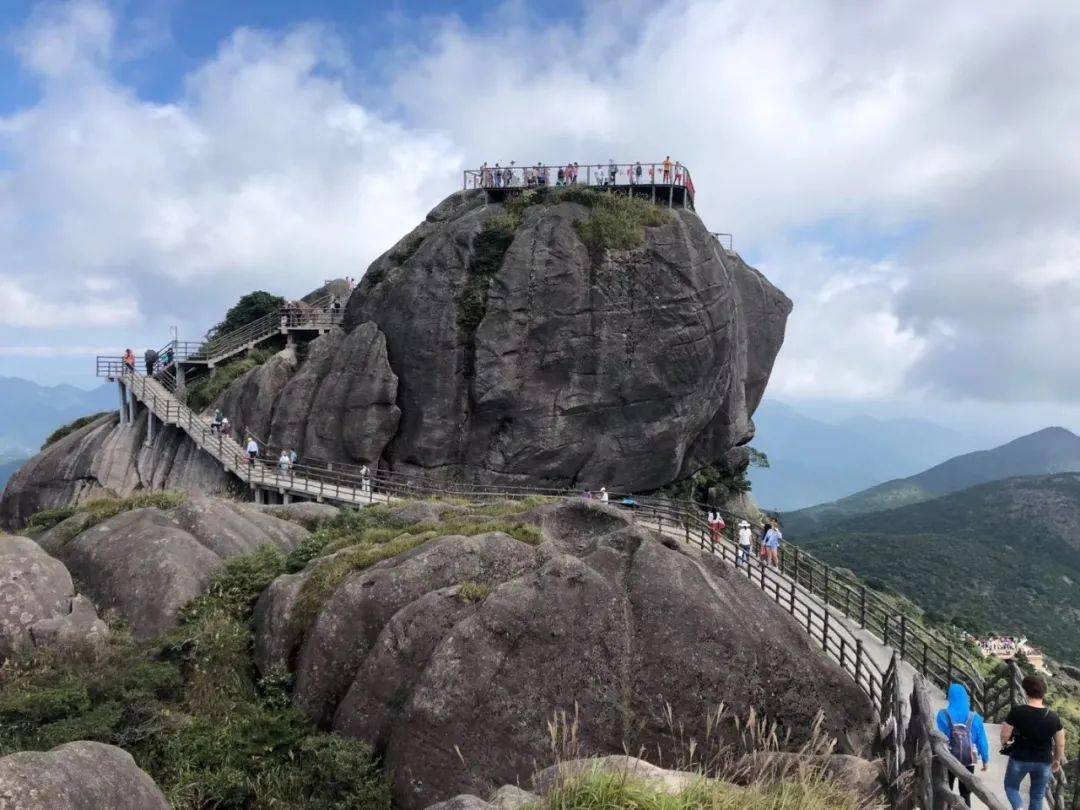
[{"xmin": 464, "ymin": 162, "xmax": 696, "ymax": 206}]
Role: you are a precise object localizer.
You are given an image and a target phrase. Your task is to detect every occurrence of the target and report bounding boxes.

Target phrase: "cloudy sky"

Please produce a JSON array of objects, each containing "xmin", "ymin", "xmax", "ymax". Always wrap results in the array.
[{"xmin": 0, "ymin": 0, "xmax": 1077, "ymax": 436}]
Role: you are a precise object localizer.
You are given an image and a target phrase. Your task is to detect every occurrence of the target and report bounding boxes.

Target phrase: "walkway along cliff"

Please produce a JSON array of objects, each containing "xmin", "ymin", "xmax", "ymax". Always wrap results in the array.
[{"xmin": 1, "ymin": 184, "xmax": 792, "ymax": 525}]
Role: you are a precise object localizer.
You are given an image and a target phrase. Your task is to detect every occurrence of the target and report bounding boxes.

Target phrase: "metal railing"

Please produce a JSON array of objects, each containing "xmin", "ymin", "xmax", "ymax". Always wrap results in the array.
[
  {"xmin": 711, "ymin": 232, "xmax": 734, "ymax": 251},
  {"xmin": 464, "ymin": 161, "xmax": 696, "ymax": 206}
]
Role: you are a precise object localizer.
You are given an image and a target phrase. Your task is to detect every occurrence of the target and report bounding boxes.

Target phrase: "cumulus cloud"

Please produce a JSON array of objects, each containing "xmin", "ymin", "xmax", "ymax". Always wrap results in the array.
[{"xmin": 389, "ymin": 0, "xmax": 1080, "ymax": 403}]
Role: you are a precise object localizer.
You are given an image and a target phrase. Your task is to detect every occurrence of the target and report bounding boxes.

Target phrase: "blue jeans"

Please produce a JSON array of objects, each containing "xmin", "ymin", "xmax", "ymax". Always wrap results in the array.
[
  {"xmin": 736, "ymin": 546, "xmax": 750, "ymax": 567},
  {"xmin": 1004, "ymin": 758, "xmax": 1052, "ymax": 810}
]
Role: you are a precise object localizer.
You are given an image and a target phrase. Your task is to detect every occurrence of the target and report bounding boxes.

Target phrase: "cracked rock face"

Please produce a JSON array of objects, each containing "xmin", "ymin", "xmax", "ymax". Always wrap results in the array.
[
  {"xmin": 0, "ymin": 741, "xmax": 169, "ymax": 809},
  {"xmin": 255, "ymin": 500, "xmax": 874, "ymax": 809},
  {"xmin": 0, "ymin": 536, "xmax": 108, "ymax": 661}
]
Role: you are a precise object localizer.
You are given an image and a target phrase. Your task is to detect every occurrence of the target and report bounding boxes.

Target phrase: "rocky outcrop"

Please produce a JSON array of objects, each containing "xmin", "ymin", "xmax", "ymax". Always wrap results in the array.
[
  {"xmin": 48, "ymin": 494, "xmax": 308, "ymax": 639},
  {"xmin": 0, "ymin": 741, "xmax": 169, "ymax": 809},
  {"xmin": 0, "ymin": 536, "xmax": 108, "ymax": 661},
  {"xmin": 1, "ymin": 190, "xmax": 790, "ymax": 519},
  {"xmin": 0, "ymin": 410, "xmax": 236, "ymax": 530},
  {"xmin": 255, "ymin": 500, "xmax": 873, "ymax": 808}
]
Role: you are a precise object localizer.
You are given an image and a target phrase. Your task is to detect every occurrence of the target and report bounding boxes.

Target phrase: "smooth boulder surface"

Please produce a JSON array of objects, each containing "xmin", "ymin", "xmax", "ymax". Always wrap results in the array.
[
  {"xmin": 255, "ymin": 500, "xmax": 874, "ymax": 809},
  {"xmin": 0, "ymin": 741, "xmax": 169, "ymax": 809},
  {"xmin": 0, "ymin": 537, "xmax": 107, "ymax": 660},
  {"xmin": 52, "ymin": 494, "xmax": 309, "ymax": 639}
]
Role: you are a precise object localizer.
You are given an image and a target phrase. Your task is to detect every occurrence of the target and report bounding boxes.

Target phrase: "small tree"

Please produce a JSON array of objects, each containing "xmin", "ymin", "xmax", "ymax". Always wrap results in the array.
[{"xmin": 207, "ymin": 291, "xmax": 285, "ymax": 340}]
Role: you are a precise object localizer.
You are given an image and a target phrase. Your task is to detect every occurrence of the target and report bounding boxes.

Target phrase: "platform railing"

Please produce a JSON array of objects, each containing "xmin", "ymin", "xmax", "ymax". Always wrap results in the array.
[{"xmin": 464, "ymin": 162, "xmax": 695, "ymax": 205}]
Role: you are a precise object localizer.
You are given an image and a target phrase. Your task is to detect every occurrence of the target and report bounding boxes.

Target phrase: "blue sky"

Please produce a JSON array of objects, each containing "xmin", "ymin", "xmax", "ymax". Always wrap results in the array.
[{"xmin": 0, "ymin": 0, "xmax": 1077, "ymax": 438}]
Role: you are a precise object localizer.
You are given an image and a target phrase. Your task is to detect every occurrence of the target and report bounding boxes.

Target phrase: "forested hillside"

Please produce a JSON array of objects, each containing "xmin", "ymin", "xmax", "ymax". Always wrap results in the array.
[{"xmin": 795, "ymin": 473, "xmax": 1080, "ymax": 662}]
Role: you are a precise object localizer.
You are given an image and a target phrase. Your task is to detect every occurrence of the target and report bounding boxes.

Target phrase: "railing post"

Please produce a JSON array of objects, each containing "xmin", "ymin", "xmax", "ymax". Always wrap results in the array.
[
  {"xmin": 883, "ymin": 615, "xmax": 891, "ymax": 647},
  {"xmin": 860, "ymin": 586, "xmax": 867, "ymax": 629},
  {"xmin": 855, "ymin": 640, "xmax": 864, "ymax": 688},
  {"xmin": 946, "ymin": 646, "xmax": 954, "ymax": 687},
  {"xmin": 788, "ymin": 580, "xmax": 795, "ymax": 615},
  {"xmin": 823, "ymin": 567, "xmax": 830, "ymax": 607},
  {"xmin": 821, "ymin": 609, "xmax": 830, "ymax": 647},
  {"xmin": 900, "ymin": 615, "xmax": 908, "ymax": 660},
  {"xmin": 922, "ymin": 639, "xmax": 929, "ymax": 676}
]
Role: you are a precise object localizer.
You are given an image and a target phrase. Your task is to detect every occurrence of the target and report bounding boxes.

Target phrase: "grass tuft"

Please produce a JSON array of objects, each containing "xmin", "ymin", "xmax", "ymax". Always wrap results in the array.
[
  {"xmin": 457, "ymin": 581, "xmax": 492, "ymax": 603},
  {"xmin": 25, "ymin": 491, "xmax": 187, "ymax": 534}
]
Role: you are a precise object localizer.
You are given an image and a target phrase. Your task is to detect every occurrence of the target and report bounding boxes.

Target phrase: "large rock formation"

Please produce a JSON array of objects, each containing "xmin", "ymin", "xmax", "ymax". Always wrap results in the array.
[
  {"xmin": 0, "ymin": 741, "xmax": 169, "ymax": 809},
  {"xmin": 1, "ymin": 188, "xmax": 790, "ymax": 524},
  {"xmin": 254, "ymin": 500, "xmax": 873, "ymax": 808},
  {"xmin": 0, "ymin": 536, "xmax": 108, "ymax": 661},
  {"xmin": 39, "ymin": 494, "xmax": 308, "ymax": 639}
]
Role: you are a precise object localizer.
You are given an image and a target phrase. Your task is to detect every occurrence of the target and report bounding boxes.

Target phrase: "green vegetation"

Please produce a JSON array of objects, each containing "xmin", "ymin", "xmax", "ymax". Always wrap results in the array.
[
  {"xmin": 286, "ymin": 503, "xmax": 542, "ymax": 637},
  {"xmin": 796, "ymin": 473, "xmax": 1080, "ymax": 662},
  {"xmin": 456, "ymin": 581, "xmax": 491, "ymax": 603},
  {"xmin": 0, "ymin": 546, "xmax": 391, "ymax": 809},
  {"xmin": 41, "ymin": 412, "xmax": 112, "ymax": 450},
  {"xmin": 537, "ymin": 768, "xmax": 867, "ymax": 810},
  {"xmin": 25, "ymin": 491, "xmax": 186, "ymax": 533},
  {"xmin": 186, "ymin": 348, "xmax": 272, "ymax": 413},
  {"xmin": 458, "ymin": 217, "xmax": 517, "ymax": 332},
  {"xmin": 208, "ymin": 291, "xmax": 285, "ymax": 341},
  {"xmin": 572, "ymin": 192, "xmax": 670, "ymax": 253},
  {"xmin": 663, "ymin": 448, "xmax": 769, "ymax": 502}
]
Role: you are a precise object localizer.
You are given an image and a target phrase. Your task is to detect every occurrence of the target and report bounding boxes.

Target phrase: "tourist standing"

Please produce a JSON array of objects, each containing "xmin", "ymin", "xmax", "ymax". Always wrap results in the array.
[
  {"xmin": 936, "ymin": 683, "xmax": 990, "ymax": 806},
  {"xmin": 143, "ymin": 348, "xmax": 158, "ymax": 375},
  {"xmin": 634, "ymin": 162, "xmax": 643, "ymax": 184},
  {"xmin": 608, "ymin": 159, "xmax": 617, "ymax": 184},
  {"xmin": 762, "ymin": 522, "xmax": 782, "ymax": 567},
  {"xmin": 1001, "ymin": 675, "xmax": 1066, "ymax": 810},
  {"xmin": 220, "ymin": 417, "xmax": 231, "ymax": 439},
  {"xmin": 211, "ymin": 409, "xmax": 224, "ymax": 435},
  {"xmin": 737, "ymin": 520, "xmax": 752, "ymax": 567},
  {"xmin": 123, "ymin": 348, "xmax": 136, "ymax": 375},
  {"xmin": 278, "ymin": 450, "xmax": 292, "ymax": 477},
  {"xmin": 494, "ymin": 164, "xmax": 503, "ymax": 188},
  {"xmin": 600, "ymin": 487, "xmax": 609, "ymax": 503},
  {"xmin": 360, "ymin": 464, "xmax": 370, "ymax": 493},
  {"xmin": 663, "ymin": 156, "xmax": 673, "ymax": 183},
  {"xmin": 245, "ymin": 437, "xmax": 259, "ymax": 467}
]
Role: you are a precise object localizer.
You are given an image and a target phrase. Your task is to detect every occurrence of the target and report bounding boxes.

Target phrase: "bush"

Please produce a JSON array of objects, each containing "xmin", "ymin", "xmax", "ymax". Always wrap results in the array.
[
  {"xmin": 574, "ymin": 193, "xmax": 669, "ymax": 253},
  {"xmin": 0, "ymin": 547, "xmax": 391, "ymax": 809},
  {"xmin": 208, "ymin": 291, "xmax": 285, "ymax": 341},
  {"xmin": 185, "ymin": 348, "xmax": 273, "ymax": 413},
  {"xmin": 25, "ymin": 505, "xmax": 78, "ymax": 531},
  {"xmin": 42, "ymin": 412, "xmax": 111, "ymax": 450}
]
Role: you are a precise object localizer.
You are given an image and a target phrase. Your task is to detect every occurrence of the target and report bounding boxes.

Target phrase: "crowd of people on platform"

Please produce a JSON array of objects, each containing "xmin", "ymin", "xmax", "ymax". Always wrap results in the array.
[{"xmin": 475, "ymin": 157, "xmax": 682, "ymax": 189}]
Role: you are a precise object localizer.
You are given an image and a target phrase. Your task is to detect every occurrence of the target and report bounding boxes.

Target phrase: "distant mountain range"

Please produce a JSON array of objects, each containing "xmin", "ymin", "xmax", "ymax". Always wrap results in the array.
[
  {"xmin": 0, "ymin": 376, "xmax": 115, "ymax": 457},
  {"xmin": 747, "ymin": 400, "xmax": 989, "ymax": 511},
  {"xmin": 785, "ymin": 427, "xmax": 1080, "ymax": 533},
  {"xmin": 796, "ymin": 472, "xmax": 1080, "ymax": 663}
]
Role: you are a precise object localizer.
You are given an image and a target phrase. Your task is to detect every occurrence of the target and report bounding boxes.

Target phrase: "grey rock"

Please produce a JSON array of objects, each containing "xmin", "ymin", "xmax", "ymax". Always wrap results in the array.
[
  {"xmin": 343, "ymin": 190, "xmax": 791, "ymax": 491},
  {"xmin": 259, "ymin": 500, "xmax": 873, "ymax": 808},
  {"xmin": 267, "ymin": 328, "xmax": 344, "ymax": 456},
  {"xmin": 56, "ymin": 497, "xmax": 309, "ymax": 639},
  {"xmin": 252, "ymin": 571, "xmax": 306, "ymax": 674},
  {"xmin": 62, "ymin": 508, "xmax": 222, "ymax": 639},
  {"xmin": 0, "ymin": 741, "xmax": 169, "ymax": 809},
  {"xmin": 257, "ymin": 501, "xmax": 341, "ymax": 530},
  {"xmin": 215, "ymin": 349, "xmax": 297, "ymax": 443},
  {"xmin": 303, "ymin": 321, "xmax": 400, "ymax": 465},
  {"xmin": 425, "ymin": 796, "xmax": 494, "ymax": 810},
  {"xmin": 0, "ymin": 537, "xmax": 107, "ymax": 660},
  {"xmin": 490, "ymin": 785, "xmax": 538, "ymax": 809}
]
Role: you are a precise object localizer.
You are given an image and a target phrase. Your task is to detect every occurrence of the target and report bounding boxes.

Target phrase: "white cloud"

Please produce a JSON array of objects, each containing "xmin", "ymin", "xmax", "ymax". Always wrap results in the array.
[{"xmin": 0, "ymin": 278, "xmax": 137, "ymax": 328}]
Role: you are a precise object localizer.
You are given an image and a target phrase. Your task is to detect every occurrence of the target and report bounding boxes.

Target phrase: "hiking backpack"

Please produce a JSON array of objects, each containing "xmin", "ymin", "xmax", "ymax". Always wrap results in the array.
[{"xmin": 947, "ymin": 712, "xmax": 976, "ymax": 766}]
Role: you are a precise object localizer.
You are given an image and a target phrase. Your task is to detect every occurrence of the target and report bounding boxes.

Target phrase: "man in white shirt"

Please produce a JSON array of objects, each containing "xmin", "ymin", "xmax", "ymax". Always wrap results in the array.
[
  {"xmin": 245, "ymin": 437, "xmax": 259, "ymax": 467},
  {"xmin": 737, "ymin": 520, "xmax": 753, "ymax": 568}
]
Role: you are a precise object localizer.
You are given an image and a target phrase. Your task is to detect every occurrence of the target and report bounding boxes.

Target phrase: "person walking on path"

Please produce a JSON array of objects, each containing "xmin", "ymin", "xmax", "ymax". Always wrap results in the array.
[
  {"xmin": 600, "ymin": 487, "xmax": 609, "ymax": 503},
  {"xmin": 737, "ymin": 520, "xmax": 752, "ymax": 568},
  {"xmin": 123, "ymin": 348, "xmax": 136, "ymax": 375},
  {"xmin": 936, "ymin": 683, "xmax": 990, "ymax": 806},
  {"xmin": 278, "ymin": 450, "xmax": 292, "ymax": 478},
  {"xmin": 143, "ymin": 348, "xmax": 158, "ymax": 376},
  {"xmin": 762, "ymin": 522, "xmax": 782, "ymax": 567},
  {"xmin": 708, "ymin": 510, "xmax": 726, "ymax": 545},
  {"xmin": 1002, "ymin": 674, "xmax": 1066, "ymax": 810},
  {"xmin": 245, "ymin": 437, "xmax": 259, "ymax": 467},
  {"xmin": 211, "ymin": 409, "xmax": 224, "ymax": 435},
  {"xmin": 220, "ymin": 417, "xmax": 231, "ymax": 439}
]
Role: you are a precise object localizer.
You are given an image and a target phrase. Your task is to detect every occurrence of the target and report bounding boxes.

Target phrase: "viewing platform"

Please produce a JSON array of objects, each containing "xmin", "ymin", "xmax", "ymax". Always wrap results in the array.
[{"xmin": 464, "ymin": 161, "xmax": 697, "ymax": 210}]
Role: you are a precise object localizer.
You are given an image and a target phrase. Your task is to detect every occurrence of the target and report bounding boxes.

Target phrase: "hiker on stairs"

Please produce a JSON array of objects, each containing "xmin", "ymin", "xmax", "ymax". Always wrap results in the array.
[
  {"xmin": 245, "ymin": 437, "xmax": 259, "ymax": 467},
  {"xmin": 737, "ymin": 520, "xmax": 752, "ymax": 568},
  {"xmin": 937, "ymin": 683, "xmax": 990, "ymax": 806}
]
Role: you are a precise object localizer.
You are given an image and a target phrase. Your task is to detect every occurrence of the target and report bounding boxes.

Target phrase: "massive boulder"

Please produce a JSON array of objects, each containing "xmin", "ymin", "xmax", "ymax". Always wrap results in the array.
[
  {"xmin": 344, "ymin": 190, "xmax": 791, "ymax": 490},
  {"xmin": 255, "ymin": 500, "xmax": 873, "ymax": 808},
  {"xmin": 0, "ymin": 536, "xmax": 108, "ymax": 660},
  {"xmin": 0, "ymin": 741, "xmax": 169, "ymax": 809},
  {"xmin": 45, "ymin": 494, "xmax": 308, "ymax": 639},
  {"xmin": 0, "ymin": 189, "xmax": 790, "ymax": 520}
]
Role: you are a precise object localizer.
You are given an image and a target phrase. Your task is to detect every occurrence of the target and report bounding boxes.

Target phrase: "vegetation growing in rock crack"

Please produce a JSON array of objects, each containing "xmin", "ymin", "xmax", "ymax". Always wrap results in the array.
[
  {"xmin": 285, "ymin": 501, "xmax": 543, "ymax": 638},
  {"xmin": 41, "ymin": 412, "xmax": 112, "ymax": 450},
  {"xmin": 185, "ymin": 347, "xmax": 273, "ymax": 413},
  {"xmin": 456, "ymin": 581, "xmax": 491, "ymax": 603},
  {"xmin": 25, "ymin": 491, "xmax": 187, "ymax": 534},
  {"xmin": 0, "ymin": 544, "xmax": 391, "ymax": 809}
]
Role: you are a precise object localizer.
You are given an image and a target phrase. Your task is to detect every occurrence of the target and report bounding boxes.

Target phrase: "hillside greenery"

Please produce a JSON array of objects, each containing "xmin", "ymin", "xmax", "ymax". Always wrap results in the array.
[
  {"xmin": 41, "ymin": 411, "xmax": 111, "ymax": 450},
  {"xmin": 0, "ymin": 545, "xmax": 391, "ymax": 809},
  {"xmin": 795, "ymin": 473, "xmax": 1080, "ymax": 662},
  {"xmin": 25, "ymin": 491, "xmax": 187, "ymax": 533},
  {"xmin": 185, "ymin": 348, "xmax": 273, "ymax": 413}
]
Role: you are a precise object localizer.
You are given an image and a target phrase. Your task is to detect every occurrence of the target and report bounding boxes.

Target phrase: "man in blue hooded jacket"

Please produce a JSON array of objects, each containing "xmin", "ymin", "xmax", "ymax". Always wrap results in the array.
[{"xmin": 937, "ymin": 682, "xmax": 990, "ymax": 805}]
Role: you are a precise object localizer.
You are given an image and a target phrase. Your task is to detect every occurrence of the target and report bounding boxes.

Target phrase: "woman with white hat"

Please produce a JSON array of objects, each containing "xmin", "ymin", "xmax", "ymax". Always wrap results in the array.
[{"xmin": 736, "ymin": 520, "xmax": 753, "ymax": 568}]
